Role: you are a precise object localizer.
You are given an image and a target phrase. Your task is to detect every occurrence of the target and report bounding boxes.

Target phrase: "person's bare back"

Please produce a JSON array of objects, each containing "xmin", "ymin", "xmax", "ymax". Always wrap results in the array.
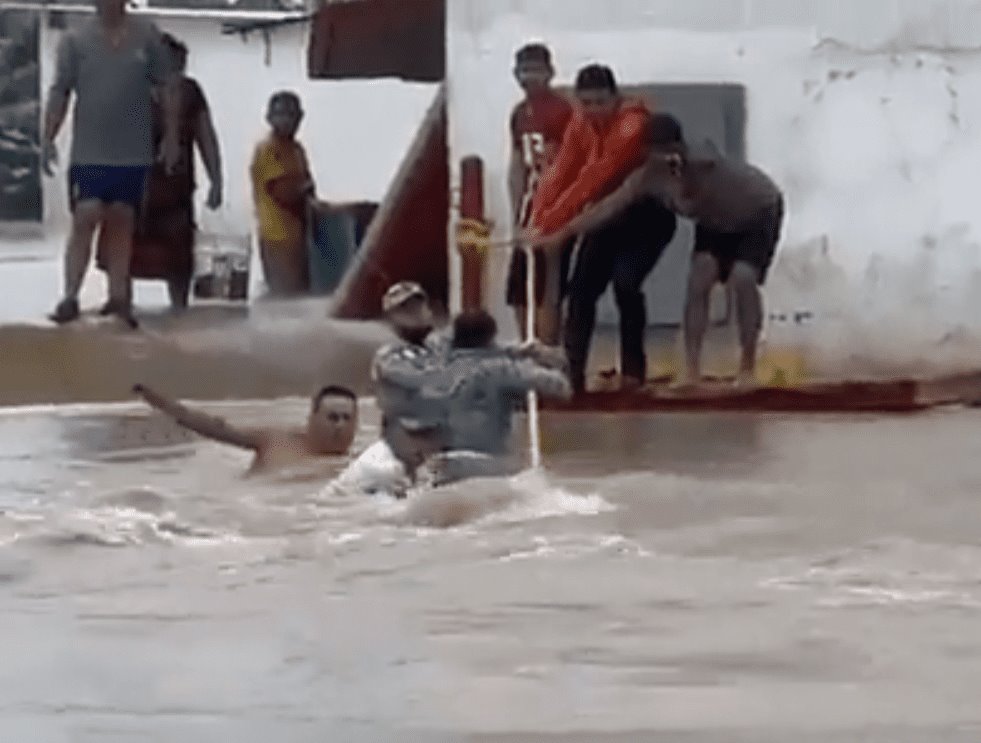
[
  {"xmin": 133, "ymin": 384, "xmax": 357, "ymax": 476},
  {"xmin": 246, "ymin": 429, "xmax": 335, "ymax": 477}
]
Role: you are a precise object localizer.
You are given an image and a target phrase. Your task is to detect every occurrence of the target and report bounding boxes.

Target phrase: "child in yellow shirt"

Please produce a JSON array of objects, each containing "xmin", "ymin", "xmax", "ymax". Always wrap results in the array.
[{"xmin": 250, "ymin": 90, "xmax": 315, "ymax": 296}]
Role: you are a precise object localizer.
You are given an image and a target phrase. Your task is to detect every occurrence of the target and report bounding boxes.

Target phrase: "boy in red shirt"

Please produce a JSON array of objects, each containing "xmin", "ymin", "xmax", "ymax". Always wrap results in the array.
[{"xmin": 505, "ymin": 43, "xmax": 574, "ymax": 344}]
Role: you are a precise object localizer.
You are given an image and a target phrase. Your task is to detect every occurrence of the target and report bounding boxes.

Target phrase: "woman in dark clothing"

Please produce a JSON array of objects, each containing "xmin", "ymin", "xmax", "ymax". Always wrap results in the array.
[{"xmin": 95, "ymin": 33, "xmax": 222, "ymax": 310}]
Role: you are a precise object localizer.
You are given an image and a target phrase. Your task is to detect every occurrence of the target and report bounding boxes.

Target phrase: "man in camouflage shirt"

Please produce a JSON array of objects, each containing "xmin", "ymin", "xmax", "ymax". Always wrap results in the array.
[
  {"xmin": 419, "ymin": 309, "xmax": 571, "ymax": 486},
  {"xmin": 369, "ymin": 283, "xmax": 569, "ymax": 489},
  {"xmin": 370, "ymin": 281, "xmax": 447, "ymax": 480}
]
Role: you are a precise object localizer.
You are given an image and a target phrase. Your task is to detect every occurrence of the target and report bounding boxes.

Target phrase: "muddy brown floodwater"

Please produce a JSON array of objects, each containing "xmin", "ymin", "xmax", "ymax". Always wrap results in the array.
[
  {"xmin": 4, "ymin": 237, "xmax": 981, "ymax": 741},
  {"xmin": 3, "ymin": 395, "xmax": 981, "ymax": 742}
]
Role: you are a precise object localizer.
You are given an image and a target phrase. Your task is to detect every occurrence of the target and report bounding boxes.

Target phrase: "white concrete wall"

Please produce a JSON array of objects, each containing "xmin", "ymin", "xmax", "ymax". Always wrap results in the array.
[{"xmin": 446, "ymin": 0, "xmax": 981, "ymax": 365}]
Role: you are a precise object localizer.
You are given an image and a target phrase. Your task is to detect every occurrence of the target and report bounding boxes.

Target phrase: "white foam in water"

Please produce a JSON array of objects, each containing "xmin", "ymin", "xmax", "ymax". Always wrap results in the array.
[
  {"xmin": 816, "ymin": 586, "xmax": 981, "ymax": 609},
  {"xmin": 43, "ymin": 507, "xmax": 162, "ymax": 548},
  {"xmin": 761, "ymin": 537, "xmax": 981, "ymax": 610},
  {"xmin": 328, "ymin": 532, "xmax": 366, "ymax": 547},
  {"xmin": 318, "ymin": 439, "xmax": 613, "ymax": 529},
  {"xmin": 27, "ymin": 504, "xmax": 242, "ymax": 550},
  {"xmin": 487, "ymin": 468, "xmax": 615, "ymax": 524},
  {"xmin": 395, "ymin": 467, "xmax": 614, "ymax": 530},
  {"xmin": 498, "ymin": 532, "xmax": 654, "ymax": 563}
]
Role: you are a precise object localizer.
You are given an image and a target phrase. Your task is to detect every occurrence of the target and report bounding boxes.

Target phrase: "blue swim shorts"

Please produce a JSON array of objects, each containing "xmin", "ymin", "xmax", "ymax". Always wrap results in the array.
[{"xmin": 69, "ymin": 164, "xmax": 150, "ymax": 210}]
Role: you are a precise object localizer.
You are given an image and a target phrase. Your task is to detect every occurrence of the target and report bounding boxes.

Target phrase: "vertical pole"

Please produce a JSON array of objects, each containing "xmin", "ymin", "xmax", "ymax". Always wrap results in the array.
[
  {"xmin": 458, "ymin": 156, "xmax": 485, "ymax": 312},
  {"xmin": 518, "ymin": 174, "xmax": 542, "ymax": 471},
  {"xmin": 525, "ymin": 240, "xmax": 542, "ymax": 470}
]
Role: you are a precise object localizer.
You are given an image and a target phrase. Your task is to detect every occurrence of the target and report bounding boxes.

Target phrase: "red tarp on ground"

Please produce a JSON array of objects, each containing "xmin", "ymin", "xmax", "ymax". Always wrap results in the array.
[
  {"xmin": 541, "ymin": 380, "xmax": 927, "ymax": 414},
  {"xmin": 308, "ymin": 0, "xmax": 444, "ymax": 82}
]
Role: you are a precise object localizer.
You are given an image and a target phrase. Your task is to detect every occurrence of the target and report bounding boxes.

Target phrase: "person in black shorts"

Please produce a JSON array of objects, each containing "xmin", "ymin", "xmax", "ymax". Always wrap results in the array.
[
  {"xmin": 692, "ymin": 204, "xmax": 782, "ymax": 287},
  {"xmin": 689, "ymin": 197, "xmax": 784, "ymax": 383},
  {"xmin": 671, "ymin": 145, "xmax": 784, "ymax": 388}
]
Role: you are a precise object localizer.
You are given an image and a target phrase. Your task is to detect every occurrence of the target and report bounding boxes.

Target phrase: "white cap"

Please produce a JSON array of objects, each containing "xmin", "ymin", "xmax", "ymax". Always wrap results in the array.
[{"xmin": 382, "ymin": 281, "xmax": 427, "ymax": 314}]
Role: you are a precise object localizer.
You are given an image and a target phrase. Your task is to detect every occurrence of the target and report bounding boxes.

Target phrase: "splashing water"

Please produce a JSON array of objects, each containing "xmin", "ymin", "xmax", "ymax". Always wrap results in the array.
[{"xmin": 395, "ymin": 466, "xmax": 614, "ymax": 529}]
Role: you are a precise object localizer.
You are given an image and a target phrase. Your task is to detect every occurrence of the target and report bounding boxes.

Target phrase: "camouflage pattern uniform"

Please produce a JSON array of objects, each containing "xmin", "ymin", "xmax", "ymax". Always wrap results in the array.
[
  {"xmin": 370, "ymin": 336, "xmax": 447, "ymax": 476},
  {"xmin": 371, "ymin": 304, "xmax": 570, "ymax": 484},
  {"xmin": 422, "ymin": 347, "xmax": 571, "ymax": 458}
]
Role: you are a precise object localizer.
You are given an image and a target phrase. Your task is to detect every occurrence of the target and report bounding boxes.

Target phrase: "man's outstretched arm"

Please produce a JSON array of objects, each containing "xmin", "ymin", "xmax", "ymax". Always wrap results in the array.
[
  {"xmin": 133, "ymin": 384, "xmax": 263, "ymax": 451},
  {"xmin": 496, "ymin": 358, "xmax": 573, "ymax": 401}
]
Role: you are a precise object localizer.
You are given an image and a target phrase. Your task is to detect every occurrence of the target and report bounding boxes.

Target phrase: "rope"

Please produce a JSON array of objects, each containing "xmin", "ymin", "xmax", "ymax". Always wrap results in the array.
[
  {"xmin": 455, "ymin": 217, "xmax": 493, "ymax": 255},
  {"xmin": 516, "ymin": 174, "xmax": 543, "ymax": 471},
  {"xmin": 524, "ymin": 240, "xmax": 542, "ymax": 470}
]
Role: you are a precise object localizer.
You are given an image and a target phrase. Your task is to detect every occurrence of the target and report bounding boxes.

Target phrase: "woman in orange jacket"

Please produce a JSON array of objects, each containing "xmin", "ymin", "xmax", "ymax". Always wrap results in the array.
[{"xmin": 528, "ymin": 64, "xmax": 677, "ymax": 394}]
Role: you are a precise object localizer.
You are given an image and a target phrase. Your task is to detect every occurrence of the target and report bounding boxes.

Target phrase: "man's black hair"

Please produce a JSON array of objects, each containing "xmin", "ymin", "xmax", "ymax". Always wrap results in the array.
[
  {"xmin": 452, "ymin": 310, "xmax": 498, "ymax": 349},
  {"xmin": 161, "ymin": 32, "xmax": 187, "ymax": 58},
  {"xmin": 268, "ymin": 90, "xmax": 302, "ymax": 112},
  {"xmin": 575, "ymin": 64, "xmax": 618, "ymax": 94},
  {"xmin": 648, "ymin": 112, "xmax": 685, "ymax": 147},
  {"xmin": 312, "ymin": 385, "xmax": 356, "ymax": 410},
  {"xmin": 515, "ymin": 43, "xmax": 552, "ymax": 66}
]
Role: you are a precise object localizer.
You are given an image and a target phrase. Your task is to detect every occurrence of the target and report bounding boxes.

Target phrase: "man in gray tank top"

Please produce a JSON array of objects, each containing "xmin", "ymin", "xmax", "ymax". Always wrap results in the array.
[{"xmin": 42, "ymin": 0, "xmax": 179, "ymax": 327}]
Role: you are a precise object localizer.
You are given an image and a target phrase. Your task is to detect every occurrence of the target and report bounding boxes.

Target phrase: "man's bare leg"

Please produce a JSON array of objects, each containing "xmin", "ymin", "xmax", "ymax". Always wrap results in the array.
[
  {"xmin": 95, "ymin": 227, "xmax": 130, "ymax": 313},
  {"xmin": 679, "ymin": 252, "xmax": 720, "ymax": 387},
  {"xmin": 514, "ymin": 305, "xmax": 558, "ymax": 344},
  {"xmin": 64, "ymin": 200, "xmax": 104, "ymax": 300},
  {"xmin": 51, "ymin": 199, "xmax": 103, "ymax": 323},
  {"xmin": 535, "ymin": 304, "xmax": 561, "ymax": 346},
  {"xmin": 536, "ymin": 249, "xmax": 564, "ymax": 346},
  {"xmin": 730, "ymin": 260, "xmax": 763, "ymax": 388},
  {"xmin": 101, "ymin": 201, "xmax": 138, "ymax": 325},
  {"xmin": 513, "ymin": 305, "xmax": 529, "ymax": 341}
]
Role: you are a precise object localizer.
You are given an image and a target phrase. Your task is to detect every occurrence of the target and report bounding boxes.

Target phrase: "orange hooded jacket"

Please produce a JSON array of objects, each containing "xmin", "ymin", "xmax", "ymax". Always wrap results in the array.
[{"xmin": 530, "ymin": 98, "xmax": 652, "ymax": 236}]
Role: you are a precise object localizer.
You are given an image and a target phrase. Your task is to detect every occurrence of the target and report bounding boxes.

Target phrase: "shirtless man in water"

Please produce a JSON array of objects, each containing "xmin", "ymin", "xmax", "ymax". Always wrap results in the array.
[{"xmin": 132, "ymin": 383, "xmax": 357, "ymax": 475}]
